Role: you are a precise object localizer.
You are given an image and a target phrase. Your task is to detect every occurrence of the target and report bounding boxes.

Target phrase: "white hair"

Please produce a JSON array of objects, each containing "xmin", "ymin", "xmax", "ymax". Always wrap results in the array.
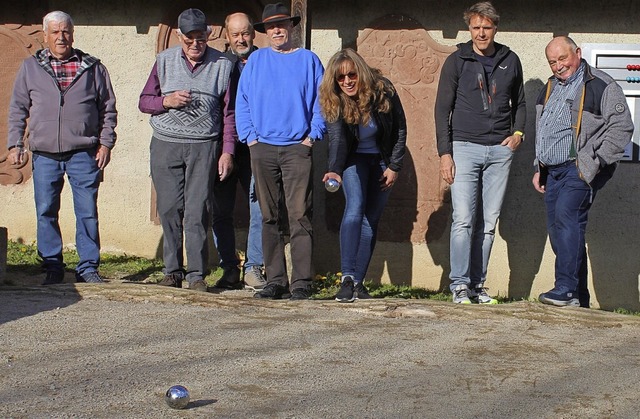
[{"xmin": 43, "ymin": 11, "xmax": 74, "ymax": 32}]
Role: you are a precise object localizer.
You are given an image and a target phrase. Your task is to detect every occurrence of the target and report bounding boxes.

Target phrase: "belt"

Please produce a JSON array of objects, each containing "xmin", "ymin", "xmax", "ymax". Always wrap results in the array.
[{"xmin": 544, "ymin": 160, "xmax": 575, "ymax": 170}]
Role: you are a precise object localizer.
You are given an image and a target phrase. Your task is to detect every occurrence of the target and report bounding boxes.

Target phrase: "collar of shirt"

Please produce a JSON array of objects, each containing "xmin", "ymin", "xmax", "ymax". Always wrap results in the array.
[
  {"xmin": 180, "ymin": 49, "xmax": 205, "ymax": 72},
  {"xmin": 555, "ymin": 61, "xmax": 585, "ymax": 86},
  {"xmin": 44, "ymin": 48, "xmax": 79, "ymax": 64}
]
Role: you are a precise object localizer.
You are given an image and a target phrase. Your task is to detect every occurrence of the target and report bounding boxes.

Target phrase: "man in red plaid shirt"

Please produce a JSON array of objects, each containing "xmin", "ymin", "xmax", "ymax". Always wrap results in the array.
[{"xmin": 8, "ymin": 10, "xmax": 118, "ymax": 285}]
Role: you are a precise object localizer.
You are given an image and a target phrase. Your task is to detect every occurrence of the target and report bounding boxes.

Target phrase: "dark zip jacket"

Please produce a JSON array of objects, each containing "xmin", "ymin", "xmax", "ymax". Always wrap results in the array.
[
  {"xmin": 327, "ymin": 82, "xmax": 406, "ymax": 175},
  {"xmin": 435, "ymin": 41, "xmax": 525, "ymax": 156}
]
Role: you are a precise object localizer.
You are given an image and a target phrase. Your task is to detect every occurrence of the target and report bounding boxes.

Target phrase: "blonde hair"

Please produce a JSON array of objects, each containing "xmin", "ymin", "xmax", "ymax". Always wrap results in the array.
[{"xmin": 319, "ymin": 48, "xmax": 395, "ymax": 125}]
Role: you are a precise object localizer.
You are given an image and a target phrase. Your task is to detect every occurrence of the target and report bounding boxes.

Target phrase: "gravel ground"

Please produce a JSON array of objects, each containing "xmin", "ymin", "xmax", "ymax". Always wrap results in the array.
[{"xmin": 1, "ymin": 279, "xmax": 640, "ymax": 418}]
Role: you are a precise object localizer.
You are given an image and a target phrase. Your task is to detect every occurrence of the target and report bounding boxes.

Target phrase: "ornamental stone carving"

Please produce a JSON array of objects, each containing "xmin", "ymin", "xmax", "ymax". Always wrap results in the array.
[{"xmin": 0, "ymin": 24, "xmax": 43, "ymax": 185}]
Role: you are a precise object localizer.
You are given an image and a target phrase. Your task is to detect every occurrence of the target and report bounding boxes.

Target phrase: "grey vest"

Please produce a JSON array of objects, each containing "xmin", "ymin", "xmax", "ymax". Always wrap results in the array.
[{"xmin": 150, "ymin": 46, "xmax": 232, "ymax": 142}]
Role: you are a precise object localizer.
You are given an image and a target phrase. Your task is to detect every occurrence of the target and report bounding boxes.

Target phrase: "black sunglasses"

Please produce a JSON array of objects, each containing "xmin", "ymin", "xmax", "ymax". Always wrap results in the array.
[{"xmin": 336, "ymin": 72, "xmax": 358, "ymax": 82}]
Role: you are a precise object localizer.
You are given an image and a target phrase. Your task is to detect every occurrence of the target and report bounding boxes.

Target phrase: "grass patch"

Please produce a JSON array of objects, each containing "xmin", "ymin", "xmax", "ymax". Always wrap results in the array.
[
  {"xmin": 13, "ymin": 241, "xmax": 634, "ymax": 312},
  {"xmin": 310, "ymin": 271, "xmax": 449, "ymax": 301},
  {"xmin": 6, "ymin": 241, "xmax": 449, "ymax": 299}
]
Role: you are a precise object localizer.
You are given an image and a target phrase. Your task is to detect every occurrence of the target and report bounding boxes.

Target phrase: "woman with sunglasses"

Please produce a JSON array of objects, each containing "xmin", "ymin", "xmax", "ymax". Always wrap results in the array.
[{"xmin": 319, "ymin": 48, "xmax": 407, "ymax": 302}]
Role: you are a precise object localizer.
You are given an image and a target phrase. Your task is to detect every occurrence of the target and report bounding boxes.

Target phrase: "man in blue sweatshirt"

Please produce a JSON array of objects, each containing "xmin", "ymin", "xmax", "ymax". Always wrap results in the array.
[{"xmin": 236, "ymin": 3, "xmax": 326, "ymax": 300}]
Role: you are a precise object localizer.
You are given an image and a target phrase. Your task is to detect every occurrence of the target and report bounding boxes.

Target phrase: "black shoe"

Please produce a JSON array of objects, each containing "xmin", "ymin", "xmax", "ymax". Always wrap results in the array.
[
  {"xmin": 253, "ymin": 283, "xmax": 289, "ymax": 299},
  {"xmin": 43, "ymin": 271, "xmax": 64, "ymax": 285},
  {"xmin": 354, "ymin": 282, "xmax": 372, "ymax": 300},
  {"xmin": 158, "ymin": 272, "xmax": 184, "ymax": 288},
  {"xmin": 290, "ymin": 288, "xmax": 311, "ymax": 300},
  {"xmin": 75, "ymin": 271, "xmax": 105, "ymax": 283},
  {"xmin": 335, "ymin": 277, "xmax": 355, "ymax": 303},
  {"xmin": 214, "ymin": 267, "xmax": 242, "ymax": 290}
]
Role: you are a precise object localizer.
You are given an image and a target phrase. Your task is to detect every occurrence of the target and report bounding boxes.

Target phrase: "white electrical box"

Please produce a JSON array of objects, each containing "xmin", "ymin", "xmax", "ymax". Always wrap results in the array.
[{"xmin": 582, "ymin": 43, "xmax": 640, "ymax": 162}]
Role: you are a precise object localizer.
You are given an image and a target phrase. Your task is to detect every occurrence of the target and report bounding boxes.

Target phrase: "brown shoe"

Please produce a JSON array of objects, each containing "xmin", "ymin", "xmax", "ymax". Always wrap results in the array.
[
  {"xmin": 188, "ymin": 279, "xmax": 208, "ymax": 292},
  {"xmin": 158, "ymin": 272, "xmax": 184, "ymax": 288}
]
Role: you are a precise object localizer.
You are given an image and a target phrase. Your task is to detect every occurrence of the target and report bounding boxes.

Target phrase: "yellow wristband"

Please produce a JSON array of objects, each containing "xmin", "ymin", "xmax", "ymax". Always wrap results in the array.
[{"xmin": 514, "ymin": 131, "xmax": 524, "ymax": 137}]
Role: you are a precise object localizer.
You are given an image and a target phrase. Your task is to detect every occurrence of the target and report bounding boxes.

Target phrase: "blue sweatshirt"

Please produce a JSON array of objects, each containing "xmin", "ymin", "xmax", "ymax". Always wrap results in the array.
[{"xmin": 235, "ymin": 47, "xmax": 326, "ymax": 145}]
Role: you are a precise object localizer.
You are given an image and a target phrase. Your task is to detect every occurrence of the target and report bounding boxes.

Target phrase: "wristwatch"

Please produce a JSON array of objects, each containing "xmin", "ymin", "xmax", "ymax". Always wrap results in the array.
[{"xmin": 306, "ymin": 137, "xmax": 316, "ymax": 145}]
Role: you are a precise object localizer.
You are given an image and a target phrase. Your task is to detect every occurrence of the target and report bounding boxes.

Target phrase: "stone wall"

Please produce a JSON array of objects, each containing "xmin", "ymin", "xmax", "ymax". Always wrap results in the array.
[{"xmin": 0, "ymin": 0, "xmax": 639, "ymax": 310}]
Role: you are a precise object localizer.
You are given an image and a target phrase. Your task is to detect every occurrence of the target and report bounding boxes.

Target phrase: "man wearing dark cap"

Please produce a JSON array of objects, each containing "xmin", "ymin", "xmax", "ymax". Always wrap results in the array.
[
  {"xmin": 139, "ymin": 8, "xmax": 235, "ymax": 292},
  {"xmin": 236, "ymin": 3, "xmax": 326, "ymax": 300}
]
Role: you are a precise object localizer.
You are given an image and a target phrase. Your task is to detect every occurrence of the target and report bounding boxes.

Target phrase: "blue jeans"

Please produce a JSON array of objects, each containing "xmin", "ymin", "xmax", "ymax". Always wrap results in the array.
[
  {"xmin": 244, "ymin": 176, "xmax": 263, "ymax": 269},
  {"xmin": 544, "ymin": 162, "xmax": 612, "ymax": 305},
  {"xmin": 234, "ymin": 142, "xmax": 263, "ymax": 270},
  {"xmin": 212, "ymin": 142, "xmax": 263, "ymax": 271},
  {"xmin": 340, "ymin": 154, "xmax": 392, "ymax": 283},
  {"xmin": 449, "ymin": 142, "xmax": 514, "ymax": 291},
  {"xmin": 32, "ymin": 150, "xmax": 102, "ymax": 276}
]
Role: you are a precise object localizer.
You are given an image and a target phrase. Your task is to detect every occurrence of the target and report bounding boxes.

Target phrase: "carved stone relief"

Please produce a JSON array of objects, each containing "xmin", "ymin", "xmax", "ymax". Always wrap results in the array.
[
  {"xmin": 326, "ymin": 15, "xmax": 455, "ymax": 243},
  {"xmin": 0, "ymin": 24, "xmax": 43, "ymax": 185}
]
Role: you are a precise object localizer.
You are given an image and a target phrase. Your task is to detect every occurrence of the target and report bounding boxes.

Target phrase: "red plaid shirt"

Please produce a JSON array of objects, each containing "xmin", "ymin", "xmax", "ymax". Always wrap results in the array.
[{"xmin": 46, "ymin": 49, "xmax": 80, "ymax": 91}]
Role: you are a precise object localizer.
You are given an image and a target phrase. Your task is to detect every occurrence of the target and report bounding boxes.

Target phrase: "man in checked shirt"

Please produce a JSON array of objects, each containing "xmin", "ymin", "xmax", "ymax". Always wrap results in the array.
[{"xmin": 7, "ymin": 10, "xmax": 118, "ymax": 285}]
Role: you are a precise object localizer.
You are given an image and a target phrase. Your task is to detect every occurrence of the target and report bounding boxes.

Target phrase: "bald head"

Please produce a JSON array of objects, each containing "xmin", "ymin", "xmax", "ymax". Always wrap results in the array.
[
  {"xmin": 545, "ymin": 36, "xmax": 582, "ymax": 82},
  {"xmin": 225, "ymin": 12, "xmax": 255, "ymax": 61}
]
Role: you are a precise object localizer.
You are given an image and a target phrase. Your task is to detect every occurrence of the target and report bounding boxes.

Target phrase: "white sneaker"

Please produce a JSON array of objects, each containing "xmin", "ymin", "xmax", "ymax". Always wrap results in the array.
[
  {"xmin": 468, "ymin": 285, "xmax": 498, "ymax": 304},
  {"xmin": 452, "ymin": 285, "xmax": 472, "ymax": 304}
]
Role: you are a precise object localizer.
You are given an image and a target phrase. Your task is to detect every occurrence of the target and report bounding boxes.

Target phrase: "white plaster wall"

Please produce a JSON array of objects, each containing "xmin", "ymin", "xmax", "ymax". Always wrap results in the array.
[{"xmin": 1, "ymin": 1, "xmax": 639, "ymax": 310}]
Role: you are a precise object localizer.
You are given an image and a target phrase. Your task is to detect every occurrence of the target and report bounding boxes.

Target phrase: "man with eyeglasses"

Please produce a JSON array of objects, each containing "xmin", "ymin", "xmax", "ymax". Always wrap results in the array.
[
  {"xmin": 236, "ymin": 3, "xmax": 326, "ymax": 300},
  {"xmin": 139, "ymin": 8, "xmax": 235, "ymax": 292}
]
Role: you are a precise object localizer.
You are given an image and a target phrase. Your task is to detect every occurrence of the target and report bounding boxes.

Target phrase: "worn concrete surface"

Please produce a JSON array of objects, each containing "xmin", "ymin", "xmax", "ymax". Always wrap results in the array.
[{"xmin": 1, "ymin": 277, "xmax": 639, "ymax": 418}]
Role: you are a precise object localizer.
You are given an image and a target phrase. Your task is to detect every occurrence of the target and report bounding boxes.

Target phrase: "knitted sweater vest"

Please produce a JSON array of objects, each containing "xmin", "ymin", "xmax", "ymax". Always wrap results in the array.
[{"xmin": 150, "ymin": 46, "xmax": 232, "ymax": 142}]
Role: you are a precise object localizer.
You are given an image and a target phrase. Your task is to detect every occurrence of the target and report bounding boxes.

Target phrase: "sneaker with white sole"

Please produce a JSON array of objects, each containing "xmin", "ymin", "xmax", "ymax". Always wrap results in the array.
[
  {"xmin": 335, "ymin": 276, "xmax": 355, "ymax": 303},
  {"xmin": 452, "ymin": 285, "xmax": 472, "ymax": 304},
  {"xmin": 539, "ymin": 289, "xmax": 579, "ymax": 307},
  {"xmin": 244, "ymin": 266, "xmax": 267, "ymax": 290},
  {"xmin": 354, "ymin": 282, "xmax": 372, "ymax": 300},
  {"xmin": 468, "ymin": 285, "xmax": 498, "ymax": 304}
]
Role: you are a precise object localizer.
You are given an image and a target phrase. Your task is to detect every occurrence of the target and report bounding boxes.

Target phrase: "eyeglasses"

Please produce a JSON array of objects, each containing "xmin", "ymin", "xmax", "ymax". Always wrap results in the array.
[
  {"xmin": 182, "ymin": 37, "xmax": 208, "ymax": 46},
  {"xmin": 337, "ymin": 72, "xmax": 358, "ymax": 82}
]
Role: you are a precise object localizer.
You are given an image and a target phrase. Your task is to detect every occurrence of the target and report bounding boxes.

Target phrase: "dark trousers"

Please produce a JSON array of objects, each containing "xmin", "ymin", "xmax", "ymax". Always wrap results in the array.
[
  {"xmin": 150, "ymin": 138, "xmax": 217, "ymax": 282},
  {"xmin": 250, "ymin": 142, "xmax": 313, "ymax": 291},
  {"xmin": 544, "ymin": 162, "xmax": 613, "ymax": 306}
]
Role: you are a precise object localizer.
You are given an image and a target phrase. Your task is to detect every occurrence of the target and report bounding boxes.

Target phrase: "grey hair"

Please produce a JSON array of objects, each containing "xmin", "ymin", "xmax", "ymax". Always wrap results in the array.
[
  {"xmin": 43, "ymin": 11, "xmax": 74, "ymax": 32},
  {"xmin": 560, "ymin": 36, "xmax": 579, "ymax": 52},
  {"xmin": 463, "ymin": 2, "xmax": 500, "ymax": 27}
]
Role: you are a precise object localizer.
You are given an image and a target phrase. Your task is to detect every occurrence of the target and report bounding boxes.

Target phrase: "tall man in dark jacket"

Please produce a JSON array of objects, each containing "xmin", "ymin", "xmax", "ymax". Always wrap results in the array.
[
  {"xmin": 533, "ymin": 36, "xmax": 633, "ymax": 307},
  {"xmin": 435, "ymin": 2, "xmax": 525, "ymax": 304},
  {"xmin": 8, "ymin": 10, "xmax": 117, "ymax": 285},
  {"xmin": 210, "ymin": 12, "xmax": 266, "ymax": 291}
]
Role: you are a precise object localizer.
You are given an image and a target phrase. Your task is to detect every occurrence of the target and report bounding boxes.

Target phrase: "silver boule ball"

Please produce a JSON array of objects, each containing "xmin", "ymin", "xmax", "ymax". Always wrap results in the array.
[
  {"xmin": 165, "ymin": 385, "xmax": 190, "ymax": 409},
  {"xmin": 325, "ymin": 178, "xmax": 340, "ymax": 193}
]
